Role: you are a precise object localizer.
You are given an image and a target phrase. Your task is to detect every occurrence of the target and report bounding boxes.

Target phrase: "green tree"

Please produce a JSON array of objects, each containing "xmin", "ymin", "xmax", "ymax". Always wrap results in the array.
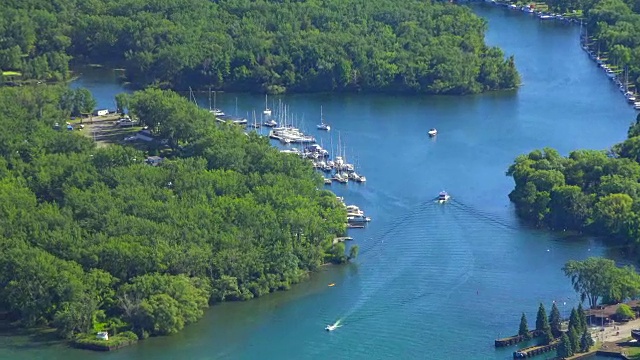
[
  {"xmin": 580, "ymin": 329, "xmax": 594, "ymax": 352},
  {"xmin": 519, "ymin": 313, "xmax": 531, "ymax": 338},
  {"xmin": 557, "ymin": 333, "xmax": 574, "ymax": 358},
  {"xmin": 568, "ymin": 326, "xmax": 580, "ymax": 355},
  {"xmin": 348, "ymin": 245, "xmax": 359, "ymax": 260},
  {"xmin": 536, "ymin": 303, "xmax": 550, "ymax": 332},
  {"xmin": 115, "ymin": 93, "xmax": 130, "ymax": 115},
  {"xmin": 549, "ymin": 302, "xmax": 562, "ymax": 338},
  {"xmin": 541, "ymin": 326, "xmax": 555, "ymax": 345},
  {"xmin": 616, "ymin": 304, "xmax": 635, "ymax": 320}
]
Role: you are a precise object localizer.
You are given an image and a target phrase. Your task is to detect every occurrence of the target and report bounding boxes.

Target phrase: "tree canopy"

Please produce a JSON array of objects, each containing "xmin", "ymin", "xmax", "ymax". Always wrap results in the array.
[
  {"xmin": 0, "ymin": 84, "xmax": 347, "ymax": 340},
  {"xmin": 563, "ymin": 257, "xmax": 640, "ymax": 307},
  {"xmin": 507, "ymin": 116, "xmax": 640, "ymax": 252},
  {"xmin": 1, "ymin": 0, "xmax": 519, "ymax": 94}
]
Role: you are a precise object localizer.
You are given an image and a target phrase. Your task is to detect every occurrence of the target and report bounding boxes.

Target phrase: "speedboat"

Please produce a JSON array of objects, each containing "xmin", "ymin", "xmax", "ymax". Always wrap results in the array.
[
  {"xmin": 317, "ymin": 123, "xmax": 330, "ymax": 131},
  {"xmin": 428, "ymin": 128, "xmax": 437, "ymax": 137},
  {"xmin": 263, "ymin": 119, "xmax": 278, "ymax": 127},
  {"xmin": 325, "ymin": 324, "xmax": 338, "ymax": 331},
  {"xmin": 438, "ymin": 191, "xmax": 450, "ymax": 203}
]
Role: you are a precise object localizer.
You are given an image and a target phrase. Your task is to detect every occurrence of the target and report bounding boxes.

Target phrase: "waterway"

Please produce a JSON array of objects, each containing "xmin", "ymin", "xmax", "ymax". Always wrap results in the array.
[{"xmin": 2, "ymin": 4, "xmax": 637, "ymax": 360}]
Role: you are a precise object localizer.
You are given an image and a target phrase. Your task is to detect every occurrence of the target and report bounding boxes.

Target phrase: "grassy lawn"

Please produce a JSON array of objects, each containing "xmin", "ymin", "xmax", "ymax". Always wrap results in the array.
[{"xmin": 624, "ymin": 346, "xmax": 640, "ymax": 359}]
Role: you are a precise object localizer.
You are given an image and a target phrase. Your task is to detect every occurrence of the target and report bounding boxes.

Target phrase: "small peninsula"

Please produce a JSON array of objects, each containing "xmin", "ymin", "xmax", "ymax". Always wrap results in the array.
[
  {"xmin": 507, "ymin": 115, "xmax": 640, "ymax": 251},
  {"xmin": 1, "ymin": 0, "xmax": 519, "ymax": 94},
  {"xmin": 0, "ymin": 84, "xmax": 350, "ymax": 345}
]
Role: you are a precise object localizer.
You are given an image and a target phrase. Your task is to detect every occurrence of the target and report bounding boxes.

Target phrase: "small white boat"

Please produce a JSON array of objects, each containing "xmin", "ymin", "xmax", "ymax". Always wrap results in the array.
[
  {"xmin": 438, "ymin": 191, "xmax": 450, "ymax": 203},
  {"xmin": 326, "ymin": 324, "xmax": 338, "ymax": 331},
  {"xmin": 428, "ymin": 128, "xmax": 438, "ymax": 137}
]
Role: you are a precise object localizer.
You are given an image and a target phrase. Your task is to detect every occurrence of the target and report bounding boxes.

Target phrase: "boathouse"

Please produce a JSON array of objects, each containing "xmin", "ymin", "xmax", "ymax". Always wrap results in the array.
[{"xmin": 584, "ymin": 300, "xmax": 640, "ymax": 326}]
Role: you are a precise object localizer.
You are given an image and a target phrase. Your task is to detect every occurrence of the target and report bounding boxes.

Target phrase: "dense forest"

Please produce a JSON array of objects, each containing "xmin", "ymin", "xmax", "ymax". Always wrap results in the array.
[
  {"xmin": 546, "ymin": 0, "xmax": 640, "ymax": 90},
  {"xmin": 507, "ymin": 115, "xmax": 640, "ymax": 252},
  {"xmin": 0, "ymin": 84, "xmax": 349, "ymax": 341},
  {"xmin": 0, "ymin": 0, "xmax": 520, "ymax": 94}
]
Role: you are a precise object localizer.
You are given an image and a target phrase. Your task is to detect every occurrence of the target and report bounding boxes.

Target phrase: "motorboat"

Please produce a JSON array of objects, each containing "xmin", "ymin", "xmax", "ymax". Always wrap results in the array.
[
  {"xmin": 428, "ymin": 128, "xmax": 437, "ymax": 137},
  {"xmin": 347, "ymin": 215, "xmax": 371, "ymax": 224},
  {"xmin": 263, "ymin": 119, "xmax": 278, "ymax": 127},
  {"xmin": 632, "ymin": 329, "xmax": 640, "ymax": 341},
  {"xmin": 325, "ymin": 324, "xmax": 338, "ymax": 331},
  {"xmin": 438, "ymin": 191, "xmax": 450, "ymax": 203}
]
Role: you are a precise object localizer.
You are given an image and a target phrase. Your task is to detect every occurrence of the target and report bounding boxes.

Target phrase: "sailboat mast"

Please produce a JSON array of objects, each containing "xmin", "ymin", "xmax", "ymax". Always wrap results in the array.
[{"xmin": 209, "ymin": 86, "xmax": 212, "ymax": 111}]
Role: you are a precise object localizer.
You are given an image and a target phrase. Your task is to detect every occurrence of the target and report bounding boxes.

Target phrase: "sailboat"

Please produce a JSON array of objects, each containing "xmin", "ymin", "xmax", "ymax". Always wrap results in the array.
[
  {"xmin": 317, "ymin": 106, "xmax": 330, "ymax": 131},
  {"xmin": 209, "ymin": 88, "xmax": 224, "ymax": 117},
  {"xmin": 263, "ymin": 94, "xmax": 272, "ymax": 117}
]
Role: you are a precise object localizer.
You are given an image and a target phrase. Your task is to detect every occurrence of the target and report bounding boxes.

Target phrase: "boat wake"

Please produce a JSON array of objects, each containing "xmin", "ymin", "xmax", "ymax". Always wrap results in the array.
[{"xmin": 447, "ymin": 199, "xmax": 520, "ymax": 231}]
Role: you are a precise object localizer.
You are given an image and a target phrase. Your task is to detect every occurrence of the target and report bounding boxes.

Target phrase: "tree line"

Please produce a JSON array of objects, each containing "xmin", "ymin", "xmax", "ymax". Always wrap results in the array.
[
  {"xmin": 545, "ymin": 0, "xmax": 640, "ymax": 91},
  {"xmin": 507, "ymin": 114, "xmax": 640, "ymax": 253},
  {"xmin": 518, "ymin": 302, "xmax": 593, "ymax": 357},
  {"xmin": 0, "ymin": 84, "xmax": 351, "ymax": 341},
  {"xmin": 1, "ymin": 0, "xmax": 520, "ymax": 94}
]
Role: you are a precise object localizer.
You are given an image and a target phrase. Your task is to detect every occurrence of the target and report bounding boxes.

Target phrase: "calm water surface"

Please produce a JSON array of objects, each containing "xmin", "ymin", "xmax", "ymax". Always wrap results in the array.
[{"xmin": 2, "ymin": 4, "xmax": 637, "ymax": 360}]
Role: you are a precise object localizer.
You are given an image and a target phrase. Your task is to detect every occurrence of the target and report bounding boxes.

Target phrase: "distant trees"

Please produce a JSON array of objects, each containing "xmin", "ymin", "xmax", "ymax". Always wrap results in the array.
[{"xmin": 2, "ymin": 0, "xmax": 519, "ymax": 94}]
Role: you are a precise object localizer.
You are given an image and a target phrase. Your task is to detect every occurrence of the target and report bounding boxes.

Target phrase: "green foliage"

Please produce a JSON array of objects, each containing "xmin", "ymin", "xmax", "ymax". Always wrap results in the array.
[
  {"xmin": 541, "ymin": 326, "xmax": 555, "ymax": 345},
  {"xmin": 0, "ymin": 85, "xmax": 346, "ymax": 339},
  {"xmin": 536, "ymin": 303, "xmax": 550, "ymax": 332},
  {"xmin": 348, "ymin": 245, "xmax": 359, "ymax": 260},
  {"xmin": 563, "ymin": 258, "xmax": 640, "ymax": 308},
  {"xmin": 507, "ymin": 118, "xmax": 640, "ymax": 250},
  {"xmin": 568, "ymin": 326, "xmax": 580, "ymax": 355},
  {"xmin": 580, "ymin": 329, "xmax": 595, "ymax": 352},
  {"xmin": 2, "ymin": 0, "xmax": 519, "ymax": 93},
  {"xmin": 519, "ymin": 313, "xmax": 531, "ymax": 338},
  {"xmin": 60, "ymin": 88, "xmax": 97, "ymax": 117},
  {"xmin": 549, "ymin": 302, "xmax": 563, "ymax": 338},
  {"xmin": 557, "ymin": 333, "xmax": 574, "ymax": 358},
  {"xmin": 72, "ymin": 331, "xmax": 138, "ymax": 351},
  {"xmin": 616, "ymin": 303, "xmax": 636, "ymax": 319}
]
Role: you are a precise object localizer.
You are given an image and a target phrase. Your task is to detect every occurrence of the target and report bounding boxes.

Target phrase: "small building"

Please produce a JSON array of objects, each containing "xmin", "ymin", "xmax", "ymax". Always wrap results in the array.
[
  {"xmin": 585, "ymin": 300, "xmax": 640, "ymax": 325},
  {"xmin": 96, "ymin": 331, "xmax": 109, "ymax": 341},
  {"xmin": 145, "ymin": 156, "xmax": 164, "ymax": 166},
  {"xmin": 94, "ymin": 109, "xmax": 109, "ymax": 116}
]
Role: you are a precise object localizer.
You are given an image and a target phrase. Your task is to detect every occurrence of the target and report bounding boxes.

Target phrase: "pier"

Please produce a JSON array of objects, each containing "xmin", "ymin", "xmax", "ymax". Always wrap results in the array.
[
  {"xmin": 333, "ymin": 236, "xmax": 353, "ymax": 245},
  {"xmin": 513, "ymin": 341, "xmax": 559, "ymax": 359},
  {"xmin": 495, "ymin": 330, "xmax": 542, "ymax": 347}
]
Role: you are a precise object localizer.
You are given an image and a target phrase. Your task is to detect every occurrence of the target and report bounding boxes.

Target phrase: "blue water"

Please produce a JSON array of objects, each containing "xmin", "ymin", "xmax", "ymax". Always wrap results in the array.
[{"xmin": 1, "ymin": 4, "xmax": 636, "ymax": 360}]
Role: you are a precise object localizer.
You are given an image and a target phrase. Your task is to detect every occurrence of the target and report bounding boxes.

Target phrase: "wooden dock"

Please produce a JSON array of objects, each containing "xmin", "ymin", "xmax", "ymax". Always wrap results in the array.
[
  {"xmin": 332, "ymin": 236, "xmax": 353, "ymax": 244},
  {"xmin": 495, "ymin": 330, "xmax": 542, "ymax": 347},
  {"xmin": 513, "ymin": 341, "xmax": 559, "ymax": 359}
]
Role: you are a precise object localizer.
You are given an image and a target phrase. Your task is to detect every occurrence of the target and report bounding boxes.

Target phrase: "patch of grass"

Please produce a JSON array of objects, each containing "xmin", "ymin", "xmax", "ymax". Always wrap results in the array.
[{"xmin": 2, "ymin": 71, "xmax": 22, "ymax": 77}]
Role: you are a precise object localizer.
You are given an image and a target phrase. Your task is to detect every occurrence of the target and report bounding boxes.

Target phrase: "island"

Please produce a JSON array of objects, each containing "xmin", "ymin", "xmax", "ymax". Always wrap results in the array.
[
  {"xmin": 1, "ymin": 0, "xmax": 519, "ymax": 94},
  {"xmin": 0, "ymin": 84, "xmax": 353, "ymax": 348}
]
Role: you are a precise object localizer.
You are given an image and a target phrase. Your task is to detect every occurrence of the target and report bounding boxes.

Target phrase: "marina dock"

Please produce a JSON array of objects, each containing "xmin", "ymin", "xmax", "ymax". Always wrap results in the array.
[
  {"xmin": 495, "ymin": 330, "xmax": 542, "ymax": 347},
  {"xmin": 513, "ymin": 341, "xmax": 559, "ymax": 359}
]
